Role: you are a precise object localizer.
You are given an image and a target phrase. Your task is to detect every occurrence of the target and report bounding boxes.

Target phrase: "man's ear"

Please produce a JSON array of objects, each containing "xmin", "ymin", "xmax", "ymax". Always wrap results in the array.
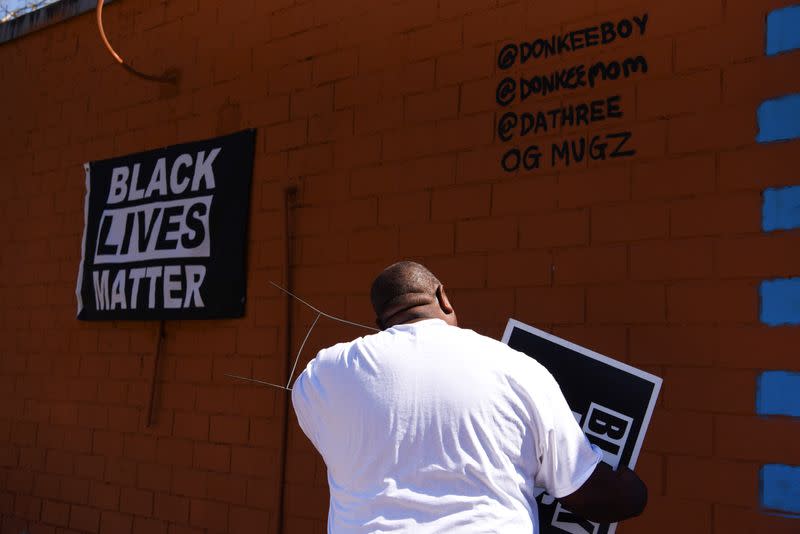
[{"xmin": 436, "ymin": 285, "xmax": 454, "ymax": 315}]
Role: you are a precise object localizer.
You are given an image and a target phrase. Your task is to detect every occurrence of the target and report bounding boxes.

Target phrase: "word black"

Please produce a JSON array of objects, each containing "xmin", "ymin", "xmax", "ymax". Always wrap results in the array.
[{"xmin": 107, "ymin": 148, "xmax": 220, "ymax": 205}]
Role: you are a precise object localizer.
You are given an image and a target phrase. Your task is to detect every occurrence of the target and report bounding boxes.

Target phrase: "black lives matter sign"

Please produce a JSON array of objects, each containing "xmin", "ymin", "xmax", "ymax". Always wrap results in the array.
[
  {"xmin": 502, "ymin": 319, "xmax": 661, "ymax": 534},
  {"xmin": 76, "ymin": 130, "xmax": 256, "ymax": 320}
]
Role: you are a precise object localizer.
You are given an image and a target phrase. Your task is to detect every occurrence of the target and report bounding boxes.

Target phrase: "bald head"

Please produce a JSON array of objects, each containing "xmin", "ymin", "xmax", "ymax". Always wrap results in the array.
[{"xmin": 370, "ymin": 261, "xmax": 456, "ymax": 329}]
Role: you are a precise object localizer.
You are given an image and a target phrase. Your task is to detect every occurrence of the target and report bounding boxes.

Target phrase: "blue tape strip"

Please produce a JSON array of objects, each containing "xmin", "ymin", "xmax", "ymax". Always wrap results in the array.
[
  {"xmin": 757, "ymin": 371, "xmax": 800, "ymax": 417},
  {"xmin": 757, "ymin": 94, "xmax": 800, "ymax": 143},
  {"xmin": 764, "ymin": 511, "xmax": 800, "ymax": 519},
  {"xmin": 761, "ymin": 464, "xmax": 800, "ymax": 514},
  {"xmin": 767, "ymin": 6, "xmax": 800, "ymax": 55},
  {"xmin": 763, "ymin": 186, "xmax": 800, "ymax": 232},
  {"xmin": 760, "ymin": 278, "xmax": 800, "ymax": 326}
]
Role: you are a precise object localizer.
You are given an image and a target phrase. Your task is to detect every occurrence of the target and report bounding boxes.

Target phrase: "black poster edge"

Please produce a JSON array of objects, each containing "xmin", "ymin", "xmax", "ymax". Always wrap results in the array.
[{"xmin": 76, "ymin": 162, "xmax": 92, "ymax": 317}]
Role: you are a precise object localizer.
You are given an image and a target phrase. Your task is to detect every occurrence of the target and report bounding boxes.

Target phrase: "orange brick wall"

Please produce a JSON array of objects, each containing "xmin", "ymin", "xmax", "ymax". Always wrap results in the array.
[{"xmin": 1, "ymin": 0, "xmax": 799, "ymax": 532}]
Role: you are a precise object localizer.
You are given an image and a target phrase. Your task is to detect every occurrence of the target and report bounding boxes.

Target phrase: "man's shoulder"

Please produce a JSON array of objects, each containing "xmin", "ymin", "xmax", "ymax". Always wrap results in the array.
[
  {"xmin": 314, "ymin": 330, "xmax": 381, "ymax": 360},
  {"xmin": 314, "ymin": 340, "xmax": 351, "ymax": 361},
  {"xmin": 451, "ymin": 325, "xmax": 532, "ymax": 358},
  {"xmin": 455, "ymin": 327, "xmax": 556, "ymax": 381},
  {"xmin": 294, "ymin": 331, "xmax": 386, "ymax": 395},
  {"xmin": 306, "ymin": 330, "xmax": 386, "ymax": 372}
]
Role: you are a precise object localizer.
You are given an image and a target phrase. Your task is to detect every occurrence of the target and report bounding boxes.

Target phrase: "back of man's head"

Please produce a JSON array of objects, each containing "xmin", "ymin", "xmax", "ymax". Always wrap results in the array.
[{"xmin": 370, "ymin": 261, "xmax": 444, "ymax": 327}]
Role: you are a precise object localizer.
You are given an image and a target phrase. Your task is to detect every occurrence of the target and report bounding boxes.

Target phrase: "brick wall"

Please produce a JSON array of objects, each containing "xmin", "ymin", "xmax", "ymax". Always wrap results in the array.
[{"xmin": 1, "ymin": 0, "xmax": 799, "ymax": 532}]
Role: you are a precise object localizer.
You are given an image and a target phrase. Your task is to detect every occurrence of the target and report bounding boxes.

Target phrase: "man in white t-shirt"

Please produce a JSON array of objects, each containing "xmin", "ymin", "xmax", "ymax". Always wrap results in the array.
[{"xmin": 292, "ymin": 261, "xmax": 647, "ymax": 533}]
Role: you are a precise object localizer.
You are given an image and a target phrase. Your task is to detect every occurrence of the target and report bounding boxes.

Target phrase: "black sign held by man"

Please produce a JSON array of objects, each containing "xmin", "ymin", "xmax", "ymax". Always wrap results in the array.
[
  {"xmin": 502, "ymin": 319, "xmax": 662, "ymax": 534},
  {"xmin": 77, "ymin": 130, "xmax": 256, "ymax": 320}
]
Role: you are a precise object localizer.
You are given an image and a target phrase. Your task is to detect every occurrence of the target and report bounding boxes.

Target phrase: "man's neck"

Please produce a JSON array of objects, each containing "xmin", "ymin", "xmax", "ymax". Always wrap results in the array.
[{"xmin": 384, "ymin": 303, "xmax": 443, "ymax": 328}]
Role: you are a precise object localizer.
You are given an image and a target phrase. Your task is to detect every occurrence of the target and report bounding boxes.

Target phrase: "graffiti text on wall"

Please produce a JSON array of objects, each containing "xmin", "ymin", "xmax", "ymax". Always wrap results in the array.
[{"xmin": 497, "ymin": 14, "xmax": 649, "ymax": 173}]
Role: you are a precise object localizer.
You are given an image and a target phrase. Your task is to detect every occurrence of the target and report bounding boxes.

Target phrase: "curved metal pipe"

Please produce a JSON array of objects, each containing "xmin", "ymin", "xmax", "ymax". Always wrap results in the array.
[{"xmin": 96, "ymin": 0, "xmax": 177, "ymax": 83}]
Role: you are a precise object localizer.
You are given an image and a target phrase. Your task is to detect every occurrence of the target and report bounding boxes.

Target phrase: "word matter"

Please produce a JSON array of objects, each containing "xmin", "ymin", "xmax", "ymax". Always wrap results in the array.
[{"xmin": 92, "ymin": 264, "xmax": 206, "ymax": 311}]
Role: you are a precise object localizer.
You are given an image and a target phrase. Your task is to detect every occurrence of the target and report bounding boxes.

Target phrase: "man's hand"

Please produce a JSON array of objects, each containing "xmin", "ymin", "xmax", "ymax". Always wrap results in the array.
[{"xmin": 557, "ymin": 463, "xmax": 647, "ymax": 523}]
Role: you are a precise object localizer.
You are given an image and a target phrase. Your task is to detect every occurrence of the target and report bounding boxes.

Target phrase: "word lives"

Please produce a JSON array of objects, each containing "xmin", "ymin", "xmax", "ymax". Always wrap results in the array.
[
  {"xmin": 495, "ymin": 14, "xmax": 650, "ymax": 173},
  {"xmin": 91, "ymin": 148, "xmax": 221, "ymax": 312}
]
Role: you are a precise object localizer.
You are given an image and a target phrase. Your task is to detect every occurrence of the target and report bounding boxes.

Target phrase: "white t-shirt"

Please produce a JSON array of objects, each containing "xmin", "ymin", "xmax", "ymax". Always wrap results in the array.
[{"xmin": 292, "ymin": 319, "xmax": 602, "ymax": 533}]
